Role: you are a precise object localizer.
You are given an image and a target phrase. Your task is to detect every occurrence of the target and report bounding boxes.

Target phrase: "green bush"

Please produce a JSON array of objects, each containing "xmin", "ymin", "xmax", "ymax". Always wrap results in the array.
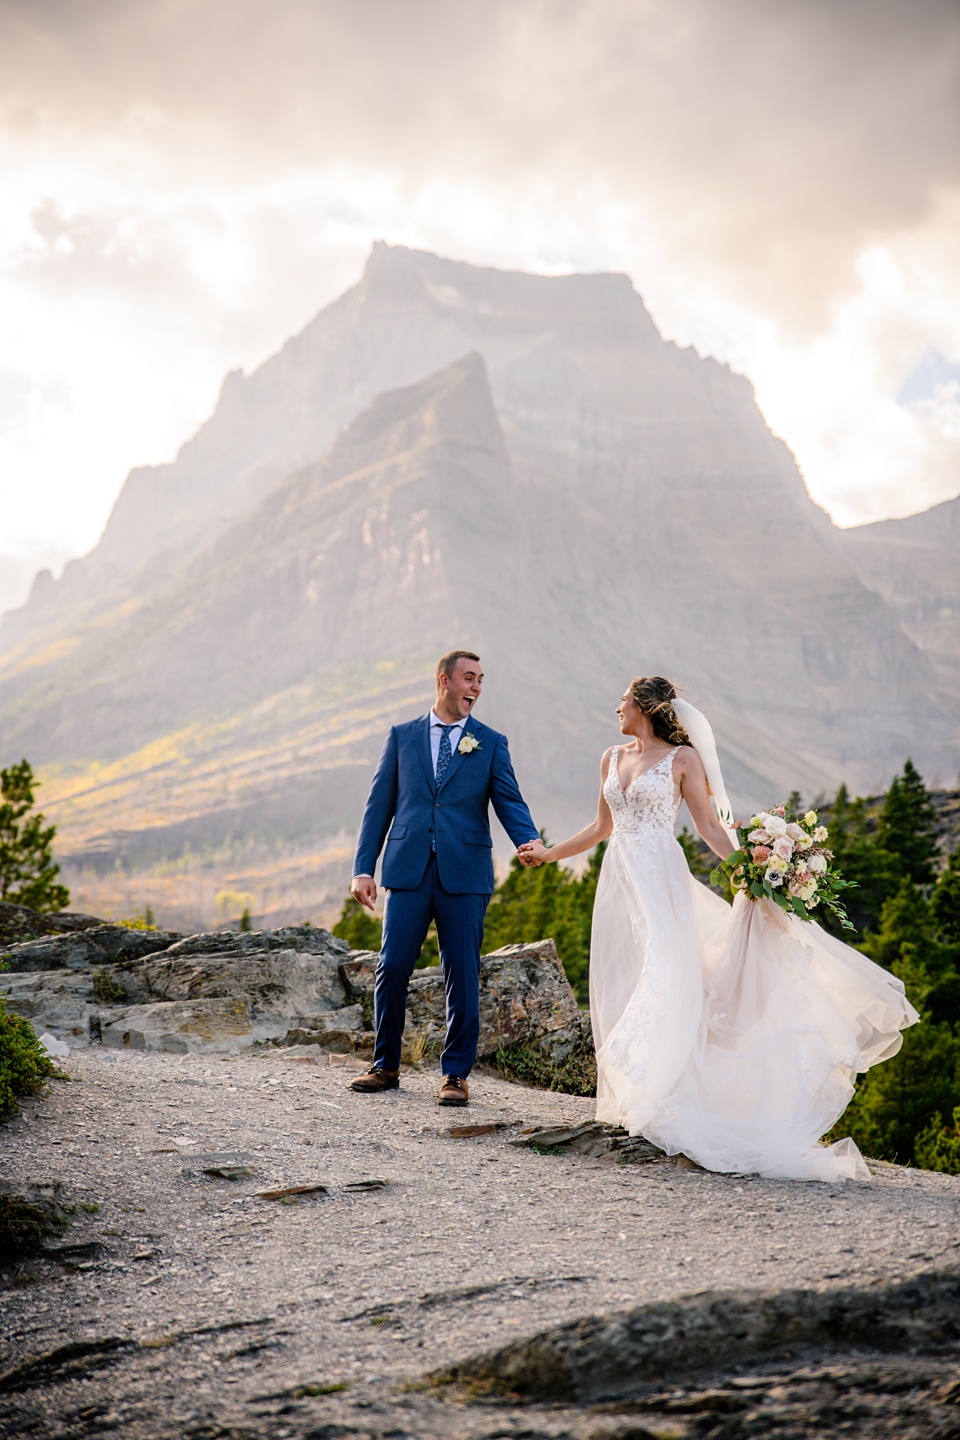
[
  {"xmin": 915, "ymin": 1106, "xmax": 960, "ymax": 1175},
  {"xmin": 118, "ymin": 907, "xmax": 157, "ymax": 931},
  {"xmin": 332, "ymin": 896, "xmax": 383, "ymax": 952},
  {"xmin": 91, "ymin": 968, "xmax": 127, "ymax": 1004},
  {"xmin": 494, "ymin": 1042, "xmax": 596, "ymax": 1097},
  {"xmin": 0, "ymin": 996, "xmax": 56, "ymax": 1118}
]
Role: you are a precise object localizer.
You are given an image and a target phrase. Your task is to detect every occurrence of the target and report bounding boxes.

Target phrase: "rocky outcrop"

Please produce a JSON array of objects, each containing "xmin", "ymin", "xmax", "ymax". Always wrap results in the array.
[
  {"xmin": 437, "ymin": 1268, "xmax": 960, "ymax": 1406},
  {"xmin": 334, "ymin": 938, "xmax": 592, "ymax": 1075},
  {"xmin": 0, "ymin": 926, "xmax": 593, "ymax": 1083},
  {"xmin": 2, "ymin": 924, "xmax": 182, "ymax": 972},
  {"xmin": 0, "ymin": 901, "xmax": 107, "ymax": 951}
]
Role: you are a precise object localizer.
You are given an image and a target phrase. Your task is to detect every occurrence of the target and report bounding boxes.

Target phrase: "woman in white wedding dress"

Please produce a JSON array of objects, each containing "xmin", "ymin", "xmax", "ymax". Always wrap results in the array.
[{"xmin": 519, "ymin": 677, "xmax": 919, "ymax": 1182}]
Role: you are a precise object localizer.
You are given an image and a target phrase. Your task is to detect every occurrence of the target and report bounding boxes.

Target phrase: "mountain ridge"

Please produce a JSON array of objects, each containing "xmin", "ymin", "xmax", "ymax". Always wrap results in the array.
[{"xmin": 1, "ymin": 244, "xmax": 956, "ymax": 928}]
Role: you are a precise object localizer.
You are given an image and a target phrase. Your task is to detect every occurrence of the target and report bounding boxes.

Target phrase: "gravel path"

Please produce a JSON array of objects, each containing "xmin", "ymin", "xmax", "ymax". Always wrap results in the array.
[{"xmin": 2, "ymin": 1047, "xmax": 960, "ymax": 1437}]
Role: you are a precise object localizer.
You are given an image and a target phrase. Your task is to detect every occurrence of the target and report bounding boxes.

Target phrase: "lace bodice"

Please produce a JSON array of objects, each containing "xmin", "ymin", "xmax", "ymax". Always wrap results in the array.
[{"xmin": 604, "ymin": 747, "xmax": 681, "ymax": 837}]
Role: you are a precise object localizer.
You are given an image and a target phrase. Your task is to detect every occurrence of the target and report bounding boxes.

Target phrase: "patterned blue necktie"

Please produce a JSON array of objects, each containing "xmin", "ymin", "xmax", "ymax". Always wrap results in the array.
[{"xmin": 435, "ymin": 724, "xmax": 455, "ymax": 790}]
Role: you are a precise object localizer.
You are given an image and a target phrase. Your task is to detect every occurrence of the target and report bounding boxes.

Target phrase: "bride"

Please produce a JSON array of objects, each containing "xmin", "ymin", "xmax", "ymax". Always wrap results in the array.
[{"xmin": 518, "ymin": 676, "xmax": 919, "ymax": 1182}]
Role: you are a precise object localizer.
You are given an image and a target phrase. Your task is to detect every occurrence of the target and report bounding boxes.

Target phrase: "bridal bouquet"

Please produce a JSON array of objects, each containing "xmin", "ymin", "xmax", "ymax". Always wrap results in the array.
[{"xmin": 710, "ymin": 804, "xmax": 857, "ymax": 930}]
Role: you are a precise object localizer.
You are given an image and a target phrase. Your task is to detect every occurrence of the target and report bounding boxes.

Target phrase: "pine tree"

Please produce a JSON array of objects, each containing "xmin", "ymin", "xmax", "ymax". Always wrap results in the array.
[
  {"xmin": 332, "ymin": 895, "xmax": 383, "ymax": 952},
  {"xmin": 820, "ymin": 789, "xmax": 892, "ymax": 935},
  {"xmin": 860, "ymin": 878, "xmax": 946, "ymax": 976},
  {"xmin": 931, "ymin": 846, "xmax": 960, "ymax": 952},
  {"xmin": 876, "ymin": 758, "xmax": 939, "ymax": 887},
  {"xmin": 0, "ymin": 760, "xmax": 69, "ymax": 913}
]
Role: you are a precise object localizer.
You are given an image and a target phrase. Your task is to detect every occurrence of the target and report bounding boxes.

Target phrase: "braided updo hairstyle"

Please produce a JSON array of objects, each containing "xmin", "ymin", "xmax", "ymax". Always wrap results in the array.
[{"xmin": 628, "ymin": 676, "xmax": 691, "ymax": 747}]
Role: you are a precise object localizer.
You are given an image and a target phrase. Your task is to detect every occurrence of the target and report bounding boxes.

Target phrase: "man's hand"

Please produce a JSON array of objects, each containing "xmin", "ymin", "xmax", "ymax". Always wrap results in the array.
[
  {"xmin": 351, "ymin": 875, "xmax": 378, "ymax": 910},
  {"xmin": 517, "ymin": 839, "xmax": 549, "ymax": 868}
]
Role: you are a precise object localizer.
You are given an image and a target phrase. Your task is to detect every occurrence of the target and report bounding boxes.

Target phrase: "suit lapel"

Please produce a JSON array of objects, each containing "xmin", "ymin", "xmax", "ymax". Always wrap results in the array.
[
  {"xmin": 414, "ymin": 713, "xmax": 435, "ymax": 791},
  {"xmin": 437, "ymin": 719, "xmax": 479, "ymax": 793}
]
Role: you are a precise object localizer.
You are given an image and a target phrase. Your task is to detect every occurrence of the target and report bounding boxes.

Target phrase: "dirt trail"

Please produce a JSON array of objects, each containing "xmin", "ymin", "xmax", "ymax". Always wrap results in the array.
[{"xmin": 2, "ymin": 1047, "xmax": 959, "ymax": 1438}]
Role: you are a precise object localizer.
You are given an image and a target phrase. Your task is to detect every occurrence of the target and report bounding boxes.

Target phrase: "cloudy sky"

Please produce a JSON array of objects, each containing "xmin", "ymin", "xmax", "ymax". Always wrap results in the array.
[{"xmin": 1, "ymin": 0, "xmax": 958, "ymax": 610}]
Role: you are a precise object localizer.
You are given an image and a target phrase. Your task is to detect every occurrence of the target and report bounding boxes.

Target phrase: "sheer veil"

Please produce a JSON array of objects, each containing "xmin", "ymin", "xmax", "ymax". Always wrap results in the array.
[{"xmin": 672, "ymin": 697, "xmax": 738, "ymax": 850}]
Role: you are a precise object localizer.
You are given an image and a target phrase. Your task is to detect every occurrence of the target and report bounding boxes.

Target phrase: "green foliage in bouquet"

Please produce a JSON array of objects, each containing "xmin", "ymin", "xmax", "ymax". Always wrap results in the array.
[{"xmin": 709, "ymin": 801, "xmax": 857, "ymax": 930}]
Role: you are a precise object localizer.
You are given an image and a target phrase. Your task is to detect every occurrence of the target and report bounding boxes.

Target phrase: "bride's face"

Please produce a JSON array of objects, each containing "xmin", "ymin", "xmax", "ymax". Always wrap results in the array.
[{"xmin": 616, "ymin": 691, "xmax": 644, "ymax": 735}]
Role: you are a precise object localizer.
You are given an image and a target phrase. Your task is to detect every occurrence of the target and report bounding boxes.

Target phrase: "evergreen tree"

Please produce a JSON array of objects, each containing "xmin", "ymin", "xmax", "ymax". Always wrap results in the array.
[
  {"xmin": 0, "ymin": 760, "xmax": 69, "ymax": 913},
  {"xmin": 859, "ymin": 878, "xmax": 946, "ymax": 976},
  {"xmin": 820, "ymin": 791, "xmax": 893, "ymax": 936},
  {"xmin": 876, "ymin": 758, "xmax": 939, "ymax": 887},
  {"xmin": 332, "ymin": 896, "xmax": 383, "ymax": 952},
  {"xmin": 831, "ymin": 950, "xmax": 960, "ymax": 1164},
  {"xmin": 931, "ymin": 846, "xmax": 960, "ymax": 951}
]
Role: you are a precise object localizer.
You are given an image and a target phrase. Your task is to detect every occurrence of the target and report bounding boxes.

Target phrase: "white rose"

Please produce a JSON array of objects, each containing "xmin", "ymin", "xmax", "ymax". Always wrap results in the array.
[
  {"xmin": 763, "ymin": 814, "xmax": 788, "ymax": 838},
  {"xmin": 808, "ymin": 853, "xmax": 827, "ymax": 874}
]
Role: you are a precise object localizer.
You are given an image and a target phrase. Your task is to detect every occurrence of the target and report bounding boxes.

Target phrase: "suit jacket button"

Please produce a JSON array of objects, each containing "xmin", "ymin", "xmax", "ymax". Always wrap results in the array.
[{"xmin": 435, "ymin": 803, "xmax": 440, "ymax": 808}]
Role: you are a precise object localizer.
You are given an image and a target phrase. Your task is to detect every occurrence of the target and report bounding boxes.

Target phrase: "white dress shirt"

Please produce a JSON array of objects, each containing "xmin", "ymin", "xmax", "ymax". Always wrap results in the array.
[{"xmin": 429, "ymin": 709, "xmax": 469, "ymax": 774}]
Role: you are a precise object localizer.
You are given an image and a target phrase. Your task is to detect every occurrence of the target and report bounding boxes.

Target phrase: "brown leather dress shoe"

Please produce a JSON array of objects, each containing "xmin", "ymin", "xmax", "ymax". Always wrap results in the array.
[
  {"xmin": 438, "ymin": 1075, "xmax": 469, "ymax": 1106},
  {"xmin": 349, "ymin": 1067, "xmax": 400, "ymax": 1093}
]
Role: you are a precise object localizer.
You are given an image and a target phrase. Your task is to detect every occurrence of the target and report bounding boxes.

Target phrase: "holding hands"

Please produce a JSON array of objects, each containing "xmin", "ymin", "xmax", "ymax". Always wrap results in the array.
[{"xmin": 517, "ymin": 838, "xmax": 550, "ymax": 867}]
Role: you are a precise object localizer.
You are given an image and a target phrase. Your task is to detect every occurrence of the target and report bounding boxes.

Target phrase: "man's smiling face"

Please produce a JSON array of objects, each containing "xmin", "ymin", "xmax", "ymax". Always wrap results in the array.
[{"xmin": 437, "ymin": 657, "xmax": 483, "ymax": 721}]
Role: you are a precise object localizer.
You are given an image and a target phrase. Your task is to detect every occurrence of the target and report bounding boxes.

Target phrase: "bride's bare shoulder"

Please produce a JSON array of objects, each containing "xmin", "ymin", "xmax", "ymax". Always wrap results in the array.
[
  {"xmin": 600, "ymin": 745, "xmax": 616, "ymax": 776},
  {"xmin": 673, "ymin": 744, "xmax": 704, "ymax": 774}
]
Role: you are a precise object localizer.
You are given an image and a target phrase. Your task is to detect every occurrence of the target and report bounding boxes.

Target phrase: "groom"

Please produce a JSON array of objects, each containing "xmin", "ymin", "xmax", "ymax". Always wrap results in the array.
[{"xmin": 348, "ymin": 651, "xmax": 540, "ymax": 1105}]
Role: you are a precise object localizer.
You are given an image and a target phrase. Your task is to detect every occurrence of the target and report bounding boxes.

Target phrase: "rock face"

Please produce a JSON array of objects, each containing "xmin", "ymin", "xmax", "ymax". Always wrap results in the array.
[
  {"xmin": 439, "ymin": 1268, "xmax": 960, "ymax": 1405},
  {"xmin": 0, "ymin": 901, "xmax": 107, "ymax": 951},
  {"xmin": 0, "ymin": 925, "xmax": 592, "ymax": 1076},
  {"xmin": 0, "ymin": 243, "xmax": 955, "ymax": 929},
  {"xmin": 336, "ymin": 939, "xmax": 592, "ymax": 1070}
]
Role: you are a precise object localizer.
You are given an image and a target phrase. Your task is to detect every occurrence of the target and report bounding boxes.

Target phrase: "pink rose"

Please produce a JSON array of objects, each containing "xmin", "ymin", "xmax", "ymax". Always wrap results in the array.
[
  {"xmin": 752, "ymin": 845, "xmax": 771, "ymax": 863},
  {"xmin": 773, "ymin": 837, "xmax": 794, "ymax": 861}
]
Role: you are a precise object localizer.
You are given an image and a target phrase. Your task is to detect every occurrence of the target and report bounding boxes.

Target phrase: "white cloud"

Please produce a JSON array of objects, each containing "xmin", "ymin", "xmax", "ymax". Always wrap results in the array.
[{"xmin": 0, "ymin": 0, "xmax": 957, "ymax": 562}]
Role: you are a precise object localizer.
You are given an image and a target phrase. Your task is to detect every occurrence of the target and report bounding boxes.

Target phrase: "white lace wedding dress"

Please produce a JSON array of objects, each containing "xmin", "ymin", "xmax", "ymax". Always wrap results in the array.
[{"xmin": 590, "ymin": 748, "xmax": 919, "ymax": 1181}]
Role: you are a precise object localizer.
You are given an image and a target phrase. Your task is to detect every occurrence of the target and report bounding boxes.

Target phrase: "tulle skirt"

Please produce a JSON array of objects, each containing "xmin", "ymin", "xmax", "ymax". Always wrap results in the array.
[{"xmin": 590, "ymin": 830, "xmax": 919, "ymax": 1181}]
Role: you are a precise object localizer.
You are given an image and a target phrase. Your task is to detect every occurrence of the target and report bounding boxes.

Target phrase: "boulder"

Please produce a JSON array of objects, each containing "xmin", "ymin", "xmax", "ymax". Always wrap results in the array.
[
  {"xmin": 0, "ymin": 970, "xmax": 97, "ymax": 1042},
  {"xmin": 0, "ymin": 923, "xmax": 594, "ymax": 1087},
  {"xmin": 284, "ymin": 1003, "xmax": 368, "ymax": 1051},
  {"xmin": 338, "ymin": 939, "xmax": 593, "ymax": 1073},
  {"xmin": 0, "ymin": 900, "xmax": 105, "ymax": 950},
  {"xmin": 99, "ymin": 998, "xmax": 254, "ymax": 1053},
  {"xmin": 143, "ymin": 944, "xmax": 347, "ymax": 1019},
  {"xmin": 2, "ymin": 925, "xmax": 181, "ymax": 973}
]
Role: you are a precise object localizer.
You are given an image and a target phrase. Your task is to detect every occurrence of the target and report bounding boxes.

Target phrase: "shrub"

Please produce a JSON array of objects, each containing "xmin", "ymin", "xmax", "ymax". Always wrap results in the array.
[
  {"xmin": 91, "ymin": 968, "xmax": 127, "ymax": 1004},
  {"xmin": 494, "ymin": 1042, "xmax": 596, "ymax": 1097},
  {"xmin": 915, "ymin": 1106, "xmax": 960, "ymax": 1175},
  {"xmin": 0, "ymin": 996, "xmax": 56, "ymax": 1118}
]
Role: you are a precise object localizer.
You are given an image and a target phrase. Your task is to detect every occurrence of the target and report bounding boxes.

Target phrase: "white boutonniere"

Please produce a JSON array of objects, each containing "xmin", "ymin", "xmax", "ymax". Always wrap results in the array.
[{"xmin": 458, "ymin": 733, "xmax": 481, "ymax": 755}]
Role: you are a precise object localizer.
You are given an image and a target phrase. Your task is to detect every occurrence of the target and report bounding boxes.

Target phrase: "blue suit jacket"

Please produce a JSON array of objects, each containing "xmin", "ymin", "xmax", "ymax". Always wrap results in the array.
[{"xmin": 353, "ymin": 714, "xmax": 538, "ymax": 895}]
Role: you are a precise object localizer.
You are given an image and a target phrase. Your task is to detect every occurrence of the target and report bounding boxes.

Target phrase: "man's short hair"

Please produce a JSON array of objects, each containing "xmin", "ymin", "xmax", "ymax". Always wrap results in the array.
[{"xmin": 437, "ymin": 650, "xmax": 481, "ymax": 682}]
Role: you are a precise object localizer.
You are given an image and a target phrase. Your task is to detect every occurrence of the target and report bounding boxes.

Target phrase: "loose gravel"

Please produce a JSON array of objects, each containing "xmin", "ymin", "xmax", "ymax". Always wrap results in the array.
[{"xmin": 2, "ymin": 1047, "xmax": 959, "ymax": 1438}]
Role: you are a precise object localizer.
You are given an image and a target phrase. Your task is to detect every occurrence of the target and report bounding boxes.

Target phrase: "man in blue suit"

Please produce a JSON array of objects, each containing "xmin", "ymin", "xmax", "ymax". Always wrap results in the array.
[{"xmin": 349, "ymin": 651, "xmax": 539, "ymax": 1105}]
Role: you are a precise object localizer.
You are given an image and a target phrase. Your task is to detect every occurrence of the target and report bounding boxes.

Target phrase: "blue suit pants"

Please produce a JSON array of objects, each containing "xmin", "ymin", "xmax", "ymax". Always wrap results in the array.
[{"xmin": 373, "ymin": 856, "xmax": 490, "ymax": 1076}]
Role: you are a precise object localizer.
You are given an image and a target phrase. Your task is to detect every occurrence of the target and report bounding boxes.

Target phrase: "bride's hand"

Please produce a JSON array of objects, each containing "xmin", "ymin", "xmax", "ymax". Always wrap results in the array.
[{"xmin": 517, "ymin": 839, "xmax": 550, "ymax": 867}]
